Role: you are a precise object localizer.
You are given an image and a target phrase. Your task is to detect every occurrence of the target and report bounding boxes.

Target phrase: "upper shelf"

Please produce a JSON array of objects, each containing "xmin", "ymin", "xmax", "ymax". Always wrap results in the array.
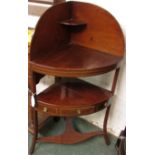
[
  {"xmin": 30, "ymin": 44, "xmax": 121, "ymax": 77},
  {"xmin": 30, "ymin": 1, "xmax": 125, "ymax": 77},
  {"xmin": 59, "ymin": 19, "xmax": 87, "ymax": 27}
]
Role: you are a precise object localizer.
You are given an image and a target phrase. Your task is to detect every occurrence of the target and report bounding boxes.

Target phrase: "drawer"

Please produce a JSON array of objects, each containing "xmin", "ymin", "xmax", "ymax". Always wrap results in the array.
[{"xmin": 36, "ymin": 103, "xmax": 106, "ymax": 116}]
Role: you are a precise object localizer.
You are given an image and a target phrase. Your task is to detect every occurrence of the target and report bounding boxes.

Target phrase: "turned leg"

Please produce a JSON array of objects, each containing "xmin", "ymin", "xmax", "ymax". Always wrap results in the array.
[
  {"xmin": 103, "ymin": 105, "xmax": 111, "ymax": 145},
  {"xmin": 29, "ymin": 110, "xmax": 38, "ymax": 154}
]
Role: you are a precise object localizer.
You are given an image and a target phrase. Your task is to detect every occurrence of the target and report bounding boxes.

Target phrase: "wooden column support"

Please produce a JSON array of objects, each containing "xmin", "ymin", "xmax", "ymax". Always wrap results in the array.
[
  {"xmin": 111, "ymin": 68, "xmax": 120, "ymax": 94},
  {"xmin": 103, "ymin": 68, "xmax": 120, "ymax": 145},
  {"xmin": 30, "ymin": 111, "xmax": 38, "ymax": 154},
  {"xmin": 28, "ymin": 72, "xmax": 52, "ymax": 134}
]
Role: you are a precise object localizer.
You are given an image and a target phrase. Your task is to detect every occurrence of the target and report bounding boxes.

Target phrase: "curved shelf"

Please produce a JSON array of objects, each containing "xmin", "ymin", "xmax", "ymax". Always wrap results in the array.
[
  {"xmin": 59, "ymin": 19, "xmax": 87, "ymax": 27},
  {"xmin": 30, "ymin": 44, "xmax": 121, "ymax": 77},
  {"xmin": 36, "ymin": 78, "xmax": 113, "ymax": 116}
]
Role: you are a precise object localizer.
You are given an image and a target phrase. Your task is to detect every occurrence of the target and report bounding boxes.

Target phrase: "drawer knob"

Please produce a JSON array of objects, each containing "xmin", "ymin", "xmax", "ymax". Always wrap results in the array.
[
  {"xmin": 43, "ymin": 107, "xmax": 48, "ymax": 112},
  {"xmin": 77, "ymin": 109, "xmax": 81, "ymax": 114}
]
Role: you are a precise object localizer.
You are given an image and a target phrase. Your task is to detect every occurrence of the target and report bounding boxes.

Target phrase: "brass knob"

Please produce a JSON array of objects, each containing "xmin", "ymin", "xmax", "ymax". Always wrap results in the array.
[
  {"xmin": 77, "ymin": 109, "xmax": 81, "ymax": 114},
  {"xmin": 43, "ymin": 107, "xmax": 48, "ymax": 112}
]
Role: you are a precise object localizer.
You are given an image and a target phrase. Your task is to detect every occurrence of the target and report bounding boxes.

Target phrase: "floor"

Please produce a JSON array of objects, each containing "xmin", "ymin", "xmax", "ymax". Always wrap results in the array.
[{"xmin": 28, "ymin": 117, "xmax": 118, "ymax": 155}]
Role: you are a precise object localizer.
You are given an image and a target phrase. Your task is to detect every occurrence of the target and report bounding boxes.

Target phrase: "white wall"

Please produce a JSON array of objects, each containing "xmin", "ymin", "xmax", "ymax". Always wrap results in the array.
[{"xmin": 29, "ymin": 0, "xmax": 126, "ymax": 137}]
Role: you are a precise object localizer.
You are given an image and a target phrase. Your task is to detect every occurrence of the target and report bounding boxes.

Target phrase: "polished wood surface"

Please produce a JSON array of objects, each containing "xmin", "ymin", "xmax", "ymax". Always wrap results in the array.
[
  {"xmin": 28, "ymin": 29, "xmax": 44, "ymax": 86},
  {"xmin": 30, "ymin": 69, "xmax": 120, "ymax": 153},
  {"xmin": 30, "ymin": 2, "xmax": 70, "ymax": 60},
  {"xmin": 36, "ymin": 78, "xmax": 112, "ymax": 116},
  {"xmin": 30, "ymin": 1, "xmax": 125, "ymax": 77},
  {"xmin": 71, "ymin": 2, "xmax": 125, "ymax": 57},
  {"xmin": 29, "ymin": 1, "xmax": 125, "ymax": 154},
  {"xmin": 31, "ymin": 44, "xmax": 121, "ymax": 77}
]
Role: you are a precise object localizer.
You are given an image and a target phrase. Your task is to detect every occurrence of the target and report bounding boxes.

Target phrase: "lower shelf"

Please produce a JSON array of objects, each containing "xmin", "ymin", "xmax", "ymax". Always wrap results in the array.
[
  {"xmin": 36, "ymin": 118, "xmax": 106, "ymax": 144},
  {"xmin": 36, "ymin": 78, "xmax": 113, "ymax": 116}
]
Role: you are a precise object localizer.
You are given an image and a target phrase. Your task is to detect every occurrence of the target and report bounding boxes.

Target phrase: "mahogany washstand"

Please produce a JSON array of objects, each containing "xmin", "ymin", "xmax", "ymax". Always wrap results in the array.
[{"xmin": 29, "ymin": 1, "xmax": 125, "ymax": 154}]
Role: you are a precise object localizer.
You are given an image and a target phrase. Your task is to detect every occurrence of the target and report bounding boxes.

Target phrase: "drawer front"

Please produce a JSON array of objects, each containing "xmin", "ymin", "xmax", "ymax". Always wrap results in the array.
[
  {"xmin": 36, "ymin": 104, "xmax": 58, "ymax": 115},
  {"xmin": 36, "ymin": 103, "xmax": 106, "ymax": 116},
  {"xmin": 60, "ymin": 106, "xmax": 95, "ymax": 116}
]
